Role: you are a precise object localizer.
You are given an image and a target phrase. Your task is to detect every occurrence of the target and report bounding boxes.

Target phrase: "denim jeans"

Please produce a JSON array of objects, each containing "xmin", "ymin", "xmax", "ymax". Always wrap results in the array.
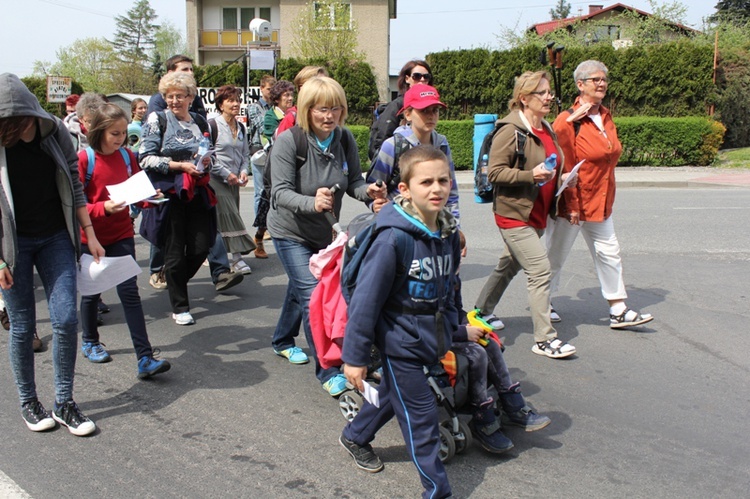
[
  {"xmin": 451, "ymin": 340, "xmax": 512, "ymax": 405},
  {"xmin": 3, "ymin": 230, "xmax": 79, "ymax": 406},
  {"xmin": 149, "ymin": 244, "xmax": 164, "ymax": 275},
  {"xmin": 81, "ymin": 238, "xmax": 153, "ymax": 359},
  {"xmin": 207, "ymin": 232, "xmax": 231, "ymax": 283},
  {"xmin": 251, "ymin": 162, "xmax": 264, "ymax": 216},
  {"xmin": 272, "ymin": 238, "xmax": 339, "ymax": 384}
]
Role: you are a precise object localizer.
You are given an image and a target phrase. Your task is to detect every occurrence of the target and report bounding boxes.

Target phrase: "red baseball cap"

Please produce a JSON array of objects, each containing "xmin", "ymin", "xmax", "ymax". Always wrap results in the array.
[{"xmin": 399, "ymin": 84, "xmax": 447, "ymax": 115}]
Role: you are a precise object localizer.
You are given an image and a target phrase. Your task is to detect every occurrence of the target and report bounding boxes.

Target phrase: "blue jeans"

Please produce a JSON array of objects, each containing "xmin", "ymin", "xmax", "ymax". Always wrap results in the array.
[
  {"xmin": 81, "ymin": 238, "xmax": 153, "ymax": 359},
  {"xmin": 208, "ymin": 232, "xmax": 231, "ymax": 283},
  {"xmin": 272, "ymin": 238, "xmax": 338, "ymax": 384},
  {"xmin": 149, "ymin": 244, "xmax": 164, "ymax": 275},
  {"xmin": 3, "ymin": 230, "xmax": 79, "ymax": 406},
  {"xmin": 251, "ymin": 162, "xmax": 264, "ymax": 216}
]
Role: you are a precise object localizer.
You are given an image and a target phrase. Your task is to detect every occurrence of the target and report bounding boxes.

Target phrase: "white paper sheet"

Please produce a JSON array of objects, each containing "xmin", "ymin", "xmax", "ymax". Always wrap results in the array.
[
  {"xmin": 77, "ymin": 254, "xmax": 142, "ymax": 296},
  {"xmin": 105, "ymin": 170, "xmax": 157, "ymax": 205},
  {"xmin": 556, "ymin": 159, "xmax": 585, "ymax": 197},
  {"xmin": 362, "ymin": 381, "xmax": 380, "ymax": 408},
  {"xmin": 194, "ymin": 149, "xmax": 216, "ymax": 172}
]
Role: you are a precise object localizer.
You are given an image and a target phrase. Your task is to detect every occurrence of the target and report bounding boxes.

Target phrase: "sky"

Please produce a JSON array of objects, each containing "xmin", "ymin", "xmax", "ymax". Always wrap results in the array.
[{"xmin": 0, "ymin": 0, "xmax": 717, "ymax": 78}]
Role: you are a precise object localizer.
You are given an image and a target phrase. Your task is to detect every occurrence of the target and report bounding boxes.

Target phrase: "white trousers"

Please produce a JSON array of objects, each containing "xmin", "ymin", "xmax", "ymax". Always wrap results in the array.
[{"xmin": 546, "ymin": 215, "xmax": 627, "ymax": 301}]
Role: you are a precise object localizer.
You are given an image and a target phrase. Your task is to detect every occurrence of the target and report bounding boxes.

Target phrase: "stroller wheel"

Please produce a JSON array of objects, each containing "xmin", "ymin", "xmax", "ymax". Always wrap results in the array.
[
  {"xmin": 438, "ymin": 425, "xmax": 456, "ymax": 463},
  {"xmin": 338, "ymin": 390, "xmax": 364, "ymax": 422},
  {"xmin": 444, "ymin": 419, "xmax": 473, "ymax": 454}
]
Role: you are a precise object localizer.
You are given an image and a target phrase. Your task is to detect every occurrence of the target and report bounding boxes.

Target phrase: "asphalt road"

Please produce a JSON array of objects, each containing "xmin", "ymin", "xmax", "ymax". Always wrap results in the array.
[{"xmin": 1, "ymin": 186, "xmax": 749, "ymax": 498}]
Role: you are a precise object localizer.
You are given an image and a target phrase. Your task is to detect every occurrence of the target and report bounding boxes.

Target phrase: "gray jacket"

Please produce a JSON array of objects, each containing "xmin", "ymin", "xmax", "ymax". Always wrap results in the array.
[
  {"xmin": 0, "ymin": 73, "xmax": 86, "ymax": 270},
  {"xmin": 267, "ymin": 127, "xmax": 369, "ymax": 250}
]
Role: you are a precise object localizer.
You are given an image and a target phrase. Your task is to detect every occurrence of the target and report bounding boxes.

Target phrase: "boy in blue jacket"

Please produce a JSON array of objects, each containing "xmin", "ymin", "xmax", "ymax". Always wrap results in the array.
[{"xmin": 340, "ymin": 145, "xmax": 484, "ymax": 499}]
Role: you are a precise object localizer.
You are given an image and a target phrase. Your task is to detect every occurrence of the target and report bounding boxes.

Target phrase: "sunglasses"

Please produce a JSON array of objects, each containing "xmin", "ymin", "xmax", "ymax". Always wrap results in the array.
[{"xmin": 409, "ymin": 72, "xmax": 432, "ymax": 82}]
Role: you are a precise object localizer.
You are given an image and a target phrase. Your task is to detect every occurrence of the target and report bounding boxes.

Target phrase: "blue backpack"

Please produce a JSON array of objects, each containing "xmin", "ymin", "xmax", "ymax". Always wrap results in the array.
[
  {"xmin": 340, "ymin": 212, "xmax": 414, "ymax": 305},
  {"xmin": 84, "ymin": 146, "xmax": 132, "ymax": 191}
]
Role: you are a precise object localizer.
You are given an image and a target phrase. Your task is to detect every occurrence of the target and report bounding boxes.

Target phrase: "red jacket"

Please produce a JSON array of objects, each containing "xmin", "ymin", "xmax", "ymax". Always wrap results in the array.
[
  {"xmin": 552, "ymin": 97, "xmax": 622, "ymax": 222},
  {"xmin": 309, "ymin": 243, "xmax": 347, "ymax": 370},
  {"xmin": 77, "ymin": 148, "xmax": 140, "ymax": 246}
]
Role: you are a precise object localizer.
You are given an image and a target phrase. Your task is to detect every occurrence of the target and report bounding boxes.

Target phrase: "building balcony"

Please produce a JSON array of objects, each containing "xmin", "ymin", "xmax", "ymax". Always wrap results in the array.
[{"xmin": 199, "ymin": 29, "xmax": 279, "ymax": 50}]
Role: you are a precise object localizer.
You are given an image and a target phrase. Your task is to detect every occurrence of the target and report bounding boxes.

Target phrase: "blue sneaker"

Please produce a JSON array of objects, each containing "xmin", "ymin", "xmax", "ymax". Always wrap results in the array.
[
  {"xmin": 274, "ymin": 346, "xmax": 309, "ymax": 365},
  {"xmin": 323, "ymin": 374, "xmax": 348, "ymax": 397},
  {"xmin": 81, "ymin": 342, "xmax": 111, "ymax": 363},
  {"xmin": 137, "ymin": 354, "xmax": 171, "ymax": 379}
]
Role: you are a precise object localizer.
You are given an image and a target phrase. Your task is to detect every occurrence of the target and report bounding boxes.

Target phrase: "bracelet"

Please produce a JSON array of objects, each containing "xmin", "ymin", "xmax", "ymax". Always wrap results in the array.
[
  {"xmin": 0, "ymin": 262, "xmax": 7, "ymax": 270},
  {"xmin": 82, "ymin": 224, "xmax": 93, "ymax": 230}
]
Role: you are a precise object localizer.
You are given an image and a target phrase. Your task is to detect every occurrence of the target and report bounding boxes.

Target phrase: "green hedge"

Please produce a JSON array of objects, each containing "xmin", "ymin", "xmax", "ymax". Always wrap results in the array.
[{"xmin": 349, "ymin": 116, "xmax": 725, "ymax": 169}]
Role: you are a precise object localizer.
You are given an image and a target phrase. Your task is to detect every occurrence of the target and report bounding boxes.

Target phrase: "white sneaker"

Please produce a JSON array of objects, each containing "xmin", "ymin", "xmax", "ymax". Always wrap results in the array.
[
  {"xmin": 480, "ymin": 313, "xmax": 505, "ymax": 331},
  {"xmin": 550, "ymin": 306, "xmax": 561, "ymax": 323},
  {"xmin": 231, "ymin": 259, "xmax": 252, "ymax": 275},
  {"xmin": 172, "ymin": 311, "xmax": 195, "ymax": 326}
]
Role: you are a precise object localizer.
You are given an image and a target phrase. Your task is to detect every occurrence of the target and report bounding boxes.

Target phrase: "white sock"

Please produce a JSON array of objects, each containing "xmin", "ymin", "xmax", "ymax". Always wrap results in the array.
[{"xmin": 610, "ymin": 302, "xmax": 627, "ymax": 316}]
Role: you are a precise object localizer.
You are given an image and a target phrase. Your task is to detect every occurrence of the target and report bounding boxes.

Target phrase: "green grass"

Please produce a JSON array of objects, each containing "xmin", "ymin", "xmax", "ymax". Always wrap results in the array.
[{"xmin": 715, "ymin": 148, "xmax": 750, "ymax": 169}]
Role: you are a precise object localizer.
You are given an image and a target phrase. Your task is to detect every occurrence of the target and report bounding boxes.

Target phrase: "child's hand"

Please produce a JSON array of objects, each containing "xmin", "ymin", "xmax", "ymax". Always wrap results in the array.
[
  {"xmin": 104, "ymin": 200, "xmax": 127, "ymax": 215},
  {"xmin": 343, "ymin": 363, "xmax": 367, "ymax": 392},
  {"xmin": 466, "ymin": 326, "xmax": 487, "ymax": 344}
]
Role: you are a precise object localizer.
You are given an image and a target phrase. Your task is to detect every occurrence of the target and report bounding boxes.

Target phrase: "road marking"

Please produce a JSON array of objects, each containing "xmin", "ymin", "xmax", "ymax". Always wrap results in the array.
[
  {"xmin": 0, "ymin": 470, "xmax": 31, "ymax": 498},
  {"xmin": 673, "ymin": 207, "xmax": 749, "ymax": 210}
]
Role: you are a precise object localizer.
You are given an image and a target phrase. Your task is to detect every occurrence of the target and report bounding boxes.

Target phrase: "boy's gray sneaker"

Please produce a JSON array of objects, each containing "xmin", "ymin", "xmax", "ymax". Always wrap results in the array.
[{"xmin": 340, "ymin": 434, "xmax": 384, "ymax": 473}]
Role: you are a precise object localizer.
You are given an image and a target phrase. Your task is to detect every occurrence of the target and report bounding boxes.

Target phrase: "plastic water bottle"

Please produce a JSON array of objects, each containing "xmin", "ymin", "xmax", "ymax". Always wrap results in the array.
[
  {"xmin": 195, "ymin": 132, "xmax": 211, "ymax": 170},
  {"xmin": 538, "ymin": 153, "xmax": 557, "ymax": 186}
]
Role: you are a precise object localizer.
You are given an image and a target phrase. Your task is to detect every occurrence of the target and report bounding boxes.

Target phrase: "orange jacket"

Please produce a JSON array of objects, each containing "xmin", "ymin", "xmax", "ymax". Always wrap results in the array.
[{"xmin": 552, "ymin": 97, "xmax": 622, "ymax": 221}]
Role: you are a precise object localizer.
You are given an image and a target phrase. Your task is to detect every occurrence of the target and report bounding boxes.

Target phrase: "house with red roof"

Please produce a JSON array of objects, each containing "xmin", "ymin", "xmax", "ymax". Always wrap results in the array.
[{"xmin": 528, "ymin": 3, "xmax": 700, "ymax": 48}]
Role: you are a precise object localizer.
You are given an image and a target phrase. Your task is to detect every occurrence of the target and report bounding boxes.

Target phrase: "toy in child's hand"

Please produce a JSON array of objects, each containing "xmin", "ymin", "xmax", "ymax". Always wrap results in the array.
[{"xmin": 466, "ymin": 309, "xmax": 492, "ymax": 346}]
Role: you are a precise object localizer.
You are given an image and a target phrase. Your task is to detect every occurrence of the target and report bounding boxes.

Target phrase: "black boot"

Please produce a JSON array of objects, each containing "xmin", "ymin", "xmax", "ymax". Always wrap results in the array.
[
  {"xmin": 469, "ymin": 399, "xmax": 513, "ymax": 454},
  {"xmin": 499, "ymin": 382, "xmax": 551, "ymax": 432}
]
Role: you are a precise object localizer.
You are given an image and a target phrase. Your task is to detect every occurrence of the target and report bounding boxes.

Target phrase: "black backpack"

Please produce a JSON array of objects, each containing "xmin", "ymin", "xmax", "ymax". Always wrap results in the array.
[
  {"xmin": 474, "ymin": 122, "xmax": 530, "ymax": 204},
  {"xmin": 262, "ymin": 126, "xmax": 352, "ymax": 207}
]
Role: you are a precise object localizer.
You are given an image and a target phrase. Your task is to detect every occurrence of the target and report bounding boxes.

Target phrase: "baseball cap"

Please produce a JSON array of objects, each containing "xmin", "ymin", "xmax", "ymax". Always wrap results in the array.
[{"xmin": 399, "ymin": 84, "xmax": 447, "ymax": 115}]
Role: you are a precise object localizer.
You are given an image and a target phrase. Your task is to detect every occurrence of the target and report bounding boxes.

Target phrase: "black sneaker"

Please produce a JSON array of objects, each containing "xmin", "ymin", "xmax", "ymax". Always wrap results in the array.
[
  {"xmin": 21, "ymin": 399, "xmax": 55, "ymax": 432},
  {"xmin": 52, "ymin": 401, "xmax": 96, "ymax": 436},
  {"xmin": 340, "ymin": 434, "xmax": 384, "ymax": 473}
]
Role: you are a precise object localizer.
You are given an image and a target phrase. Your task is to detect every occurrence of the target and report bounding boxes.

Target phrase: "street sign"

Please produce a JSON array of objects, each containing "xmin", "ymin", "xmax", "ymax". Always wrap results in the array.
[{"xmin": 47, "ymin": 76, "xmax": 72, "ymax": 103}]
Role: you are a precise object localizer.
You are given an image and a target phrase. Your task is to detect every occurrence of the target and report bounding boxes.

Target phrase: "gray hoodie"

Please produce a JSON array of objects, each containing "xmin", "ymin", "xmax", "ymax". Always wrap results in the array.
[{"xmin": 0, "ymin": 73, "xmax": 86, "ymax": 270}]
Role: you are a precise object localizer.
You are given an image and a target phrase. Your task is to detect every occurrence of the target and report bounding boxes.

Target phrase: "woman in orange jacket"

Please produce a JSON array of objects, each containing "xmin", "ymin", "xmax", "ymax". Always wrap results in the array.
[{"xmin": 548, "ymin": 60, "xmax": 653, "ymax": 329}]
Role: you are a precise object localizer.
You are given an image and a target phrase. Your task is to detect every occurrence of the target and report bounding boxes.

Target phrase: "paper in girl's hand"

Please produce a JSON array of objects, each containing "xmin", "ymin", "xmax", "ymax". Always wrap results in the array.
[
  {"xmin": 105, "ymin": 170, "xmax": 157, "ymax": 205},
  {"xmin": 362, "ymin": 381, "xmax": 380, "ymax": 408}
]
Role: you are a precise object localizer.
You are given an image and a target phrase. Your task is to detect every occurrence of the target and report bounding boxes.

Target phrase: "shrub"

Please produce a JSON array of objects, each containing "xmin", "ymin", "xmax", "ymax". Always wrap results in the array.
[{"xmin": 615, "ymin": 116, "xmax": 725, "ymax": 166}]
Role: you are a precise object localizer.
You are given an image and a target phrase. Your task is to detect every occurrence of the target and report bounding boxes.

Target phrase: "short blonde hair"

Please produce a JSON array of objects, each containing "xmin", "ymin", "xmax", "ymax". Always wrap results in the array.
[
  {"xmin": 296, "ymin": 76, "xmax": 348, "ymax": 132},
  {"xmin": 508, "ymin": 71, "xmax": 551, "ymax": 111},
  {"xmin": 159, "ymin": 72, "xmax": 197, "ymax": 99},
  {"xmin": 294, "ymin": 66, "xmax": 328, "ymax": 90}
]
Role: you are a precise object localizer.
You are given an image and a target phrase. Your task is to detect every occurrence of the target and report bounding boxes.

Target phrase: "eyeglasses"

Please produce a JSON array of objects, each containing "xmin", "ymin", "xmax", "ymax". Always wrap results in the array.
[
  {"xmin": 409, "ymin": 72, "xmax": 432, "ymax": 82},
  {"xmin": 311, "ymin": 106, "xmax": 343, "ymax": 115},
  {"xmin": 166, "ymin": 94, "xmax": 188, "ymax": 102},
  {"xmin": 581, "ymin": 77, "xmax": 608, "ymax": 84},
  {"xmin": 529, "ymin": 90, "xmax": 555, "ymax": 98}
]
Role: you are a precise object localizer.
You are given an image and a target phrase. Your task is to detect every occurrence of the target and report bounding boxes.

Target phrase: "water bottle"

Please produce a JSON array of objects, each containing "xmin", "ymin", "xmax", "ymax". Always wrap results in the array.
[
  {"xmin": 195, "ymin": 132, "xmax": 211, "ymax": 170},
  {"xmin": 538, "ymin": 153, "xmax": 557, "ymax": 186}
]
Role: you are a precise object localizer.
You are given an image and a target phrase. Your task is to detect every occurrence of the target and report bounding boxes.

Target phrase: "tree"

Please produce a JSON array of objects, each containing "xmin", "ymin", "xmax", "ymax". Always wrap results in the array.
[
  {"xmin": 111, "ymin": 0, "xmax": 158, "ymax": 67},
  {"xmin": 550, "ymin": 0, "xmax": 572, "ymax": 20},
  {"xmin": 152, "ymin": 21, "xmax": 187, "ymax": 76},
  {"xmin": 710, "ymin": 0, "xmax": 750, "ymax": 23},
  {"xmin": 290, "ymin": 0, "xmax": 364, "ymax": 61},
  {"xmin": 42, "ymin": 37, "xmax": 117, "ymax": 92}
]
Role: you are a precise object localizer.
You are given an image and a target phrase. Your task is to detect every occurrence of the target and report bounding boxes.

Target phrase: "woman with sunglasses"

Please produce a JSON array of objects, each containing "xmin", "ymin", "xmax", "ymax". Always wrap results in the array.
[
  {"xmin": 474, "ymin": 70, "xmax": 577, "ymax": 360},
  {"xmin": 547, "ymin": 60, "xmax": 653, "ymax": 329},
  {"xmin": 368, "ymin": 59, "xmax": 433, "ymax": 160}
]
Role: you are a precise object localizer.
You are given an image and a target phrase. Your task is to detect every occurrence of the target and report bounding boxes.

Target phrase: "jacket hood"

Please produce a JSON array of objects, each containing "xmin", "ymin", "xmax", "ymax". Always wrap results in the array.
[
  {"xmin": 375, "ymin": 195, "xmax": 457, "ymax": 241},
  {"xmin": 0, "ymin": 73, "xmax": 57, "ymax": 138},
  {"xmin": 393, "ymin": 124, "xmax": 447, "ymax": 150}
]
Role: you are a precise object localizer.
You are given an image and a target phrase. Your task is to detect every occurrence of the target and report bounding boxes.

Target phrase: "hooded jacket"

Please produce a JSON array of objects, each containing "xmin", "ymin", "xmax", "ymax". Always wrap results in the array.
[
  {"xmin": 341, "ymin": 197, "xmax": 464, "ymax": 367},
  {"xmin": 488, "ymin": 110, "xmax": 564, "ymax": 222},
  {"xmin": 0, "ymin": 73, "xmax": 87, "ymax": 270}
]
